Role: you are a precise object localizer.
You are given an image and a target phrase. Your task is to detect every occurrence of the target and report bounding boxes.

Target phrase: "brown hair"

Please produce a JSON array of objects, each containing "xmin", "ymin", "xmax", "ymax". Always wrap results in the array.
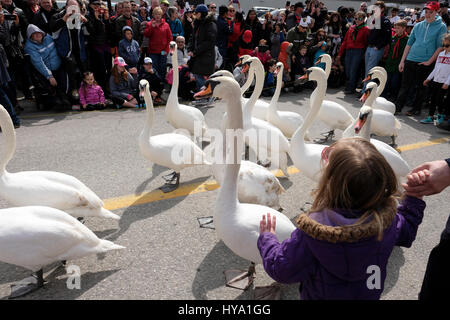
[
  {"xmin": 375, "ymin": 1, "xmax": 386, "ymax": 11},
  {"xmin": 443, "ymin": 33, "xmax": 450, "ymax": 44},
  {"xmin": 111, "ymin": 64, "xmax": 129, "ymax": 84},
  {"xmin": 80, "ymin": 71, "xmax": 98, "ymax": 97},
  {"xmin": 394, "ymin": 19, "xmax": 407, "ymax": 28},
  {"xmin": 299, "ymin": 137, "xmax": 398, "ymax": 241}
]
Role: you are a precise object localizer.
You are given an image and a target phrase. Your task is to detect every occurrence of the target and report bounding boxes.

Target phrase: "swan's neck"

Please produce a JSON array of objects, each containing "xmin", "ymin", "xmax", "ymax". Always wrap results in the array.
[
  {"xmin": 376, "ymin": 74, "xmax": 386, "ymax": 97},
  {"xmin": 358, "ymin": 111, "xmax": 373, "ymax": 141},
  {"xmin": 324, "ymin": 58, "xmax": 331, "ymax": 78},
  {"xmin": 244, "ymin": 61, "xmax": 264, "ymax": 118},
  {"xmin": 292, "ymin": 75, "xmax": 327, "ymax": 145},
  {"xmin": 168, "ymin": 48, "xmax": 179, "ymax": 107},
  {"xmin": 0, "ymin": 105, "xmax": 16, "ymax": 174},
  {"xmin": 268, "ymin": 66, "xmax": 283, "ymax": 115},
  {"xmin": 141, "ymin": 86, "xmax": 154, "ymax": 139},
  {"xmin": 365, "ymin": 90, "xmax": 378, "ymax": 107},
  {"xmin": 240, "ymin": 67, "xmax": 254, "ymax": 95}
]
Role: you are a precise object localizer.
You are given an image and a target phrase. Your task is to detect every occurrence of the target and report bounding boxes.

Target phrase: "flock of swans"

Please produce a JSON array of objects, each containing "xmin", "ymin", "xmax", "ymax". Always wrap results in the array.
[{"xmin": 0, "ymin": 41, "xmax": 410, "ymax": 299}]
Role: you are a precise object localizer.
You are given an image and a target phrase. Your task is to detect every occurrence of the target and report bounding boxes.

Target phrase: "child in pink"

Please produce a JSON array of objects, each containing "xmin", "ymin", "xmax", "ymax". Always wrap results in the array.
[{"xmin": 79, "ymin": 71, "xmax": 106, "ymax": 111}]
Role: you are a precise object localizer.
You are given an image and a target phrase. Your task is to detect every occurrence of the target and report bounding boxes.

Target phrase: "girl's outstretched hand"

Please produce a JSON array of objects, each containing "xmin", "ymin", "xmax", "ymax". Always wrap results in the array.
[{"xmin": 260, "ymin": 213, "xmax": 276, "ymax": 235}]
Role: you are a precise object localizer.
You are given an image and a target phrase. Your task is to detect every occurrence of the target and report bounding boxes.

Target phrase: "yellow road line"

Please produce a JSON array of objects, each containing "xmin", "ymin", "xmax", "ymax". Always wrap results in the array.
[{"xmin": 103, "ymin": 137, "xmax": 449, "ymax": 211}]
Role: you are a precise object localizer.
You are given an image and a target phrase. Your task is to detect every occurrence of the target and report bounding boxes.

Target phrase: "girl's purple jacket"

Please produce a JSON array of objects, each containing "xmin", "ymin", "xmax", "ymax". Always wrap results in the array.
[{"xmin": 257, "ymin": 196, "xmax": 425, "ymax": 300}]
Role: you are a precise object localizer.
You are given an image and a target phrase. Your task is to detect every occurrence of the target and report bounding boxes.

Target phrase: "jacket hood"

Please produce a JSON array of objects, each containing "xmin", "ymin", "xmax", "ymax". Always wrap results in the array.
[
  {"xmin": 280, "ymin": 41, "xmax": 291, "ymax": 52},
  {"xmin": 242, "ymin": 30, "xmax": 252, "ymax": 43},
  {"xmin": 27, "ymin": 24, "xmax": 45, "ymax": 40},
  {"xmin": 122, "ymin": 25, "xmax": 133, "ymax": 35}
]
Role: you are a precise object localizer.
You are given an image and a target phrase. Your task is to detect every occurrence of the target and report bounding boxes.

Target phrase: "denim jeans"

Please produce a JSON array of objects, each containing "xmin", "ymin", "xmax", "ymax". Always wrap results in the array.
[
  {"xmin": 0, "ymin": 87, "xmax": 20, "ymax": 125},
  {"xmin": 362, "ymin": 46, "xmax": 385, "ymax": 92},
  {"xmin": 149, "ymin": 53, "xmax": 167, "ymax": 82},
  {"xmin": 381, "ymin": 71, "xmax": 402, "ymax": 100},
  {"xmin": 344, "ymin": 48, "xmax": 365, "ymax": 92}
]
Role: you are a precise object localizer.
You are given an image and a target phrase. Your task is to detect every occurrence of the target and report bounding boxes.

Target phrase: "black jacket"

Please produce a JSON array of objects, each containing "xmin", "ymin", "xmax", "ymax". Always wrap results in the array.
[
  {"xmin": 31, "ymin": 8, "xmax": 58, "ymax": 34},
  {"xmin": 85, "ymin": 8, "xmax": 114, "ymax": 47},
  {"xmin": 367, "ymin": 15, "xmax": 392, "ymax": 50},
  {"xmin": 188, "ymin": 13, "xmax": 217, "ymax": 76}
]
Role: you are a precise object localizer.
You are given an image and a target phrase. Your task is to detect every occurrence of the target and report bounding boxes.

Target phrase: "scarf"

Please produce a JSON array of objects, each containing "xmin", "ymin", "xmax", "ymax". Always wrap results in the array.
[
  {"xmin": 351, "ymin": 23, "xmax": 366, "ymax": 41},
  {"xmin": 392, "ymin": 31, "xmax": 407, "ymax": 59}
]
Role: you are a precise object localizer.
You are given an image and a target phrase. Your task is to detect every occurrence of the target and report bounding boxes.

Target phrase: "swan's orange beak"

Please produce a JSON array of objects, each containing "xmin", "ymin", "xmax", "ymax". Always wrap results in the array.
[
  {"xmin": 241, "ymin": 63, "xmax": 249, "ymax": 74},
  {"xmin": 298, "ymin": 74, "xmax": 308, "ymax": 81},
  {"xmin": 360, "ymin": 92, "xmax": 368, "ymax": 102},
  {"xmin": 194, "ymin": 84, "xmax": 212, "ymax": 99},
  {"xmin": 354, "ymin": 114, "xmax": 368, "ymax": 134},
  {"xmin": 314, "ymin": 58, "xmax": 321, "ymax": 65},
  {"xmin": 363, "ymin": 75, "xmax": 372, "ymax": 82}
]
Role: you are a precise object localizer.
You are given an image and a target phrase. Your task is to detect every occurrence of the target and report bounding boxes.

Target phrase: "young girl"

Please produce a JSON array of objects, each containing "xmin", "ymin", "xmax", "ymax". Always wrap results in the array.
[
  {"xmin": 421, "ymin": 34, "xmax": 450, "ymax": 125},
  {"xmin": 79, "ymin": 71, "xmax": 107, "ymax": 111},
  {"xmin": 258, "ymin": 137, "xmax": 426, "ymax": 300},
  {"xmin": 109, "ymin": 57, "xmax": 139, "ymax": 108}
]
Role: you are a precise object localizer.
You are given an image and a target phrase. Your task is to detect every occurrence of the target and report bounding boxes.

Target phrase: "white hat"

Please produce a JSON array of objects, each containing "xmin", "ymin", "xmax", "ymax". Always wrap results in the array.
[{"xmin": 144, "ymin": 57, "xmax": 153, "ymax": 64}]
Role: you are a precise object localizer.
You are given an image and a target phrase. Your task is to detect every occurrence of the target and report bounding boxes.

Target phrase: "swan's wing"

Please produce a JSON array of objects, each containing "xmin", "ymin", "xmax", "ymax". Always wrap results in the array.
[{"xmin": 371, "ymin": 139, "xmax": 410, "ymax": 176}]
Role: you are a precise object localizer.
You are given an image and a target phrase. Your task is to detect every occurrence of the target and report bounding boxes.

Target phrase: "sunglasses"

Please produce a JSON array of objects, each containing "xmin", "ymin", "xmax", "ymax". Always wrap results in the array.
[
  {"xmin": 444, "ymin": 44, "xmax": 450, "ymax": 48},
  {"xmin": 210, "ymin": 6, "xmax": 216, "ymax": 9}
]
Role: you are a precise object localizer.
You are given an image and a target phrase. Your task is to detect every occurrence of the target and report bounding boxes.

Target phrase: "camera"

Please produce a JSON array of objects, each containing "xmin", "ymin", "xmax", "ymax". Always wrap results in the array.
[{"xmin": 4, "ymin": 14, "xmax": 16, "ymax": 21}]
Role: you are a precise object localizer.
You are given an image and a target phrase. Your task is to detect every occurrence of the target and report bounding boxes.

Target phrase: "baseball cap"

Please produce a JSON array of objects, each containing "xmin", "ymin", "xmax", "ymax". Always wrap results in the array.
[
  {"xmin": 143, "ymin": 57, "xmax": 153, "ymax": 64},
  {"xmin": 195, "ymin": 4, "xmax": 208, "ymax": 13},
  {"xmin": 424, "ymin": 1, "xmax": 440, "ymax": 11},
  {"xmin": 160, "ymin": 0, "xmax": 170, "ymax": 6},
  {"xmin": 114, "ymin": 56, "xmax": 127, "ymax": 67}
]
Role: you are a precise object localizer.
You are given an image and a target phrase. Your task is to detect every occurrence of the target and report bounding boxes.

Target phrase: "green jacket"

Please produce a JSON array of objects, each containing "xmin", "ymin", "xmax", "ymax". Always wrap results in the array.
[{"xmin": 383, "ymin": 32, "xmax": 409, "ymax": 73}]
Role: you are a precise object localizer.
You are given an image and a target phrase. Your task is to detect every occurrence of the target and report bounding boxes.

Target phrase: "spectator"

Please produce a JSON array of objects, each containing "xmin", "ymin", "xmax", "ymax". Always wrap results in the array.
[
  {"xmin": 362, "ymin": 1, "xmax": 391, "ymax": 94},
  {"xmin": 440, "ymin": 1, "xmax": 450, "ymax": 26},
  {"xmin": 114, "ymin": 0, "xmax": 141, "ymax": 46},
  {"xmin": 78, "ymin": 71, "xmax": 107, "ymax": 110},
  {"xmin": 168, "ymin": 35, "xmax": 188, "ymax": 67},
  {"xmin": 131, "ymin": 1, "xmax": 139, "ymax": 17},
  {"xmin": 287, "ymin": 18, "xmax": 308, "ymax": 57},
  {"xmin": 244, "ymin": 9, "xmax": 262, "ymax": 48},
  {"xmin": 187, "ymin": 4, "xmax": 217, "ymax": 91},
  {"xmin": 402, "ymin": 159, "xmax": 450, "ymax": 299},
  {"xmin": 235, "ymin": 29, "xmax": 253, "ymax": 57},
  {"xmin": 31, "ymin": 0, "xmax": 57, "ymax": 34},
  {"xmin": 159, "ymin": 0, "xmax": 170, "ymax": 22},
  {"xmin": 339, "ymin": 7, "xmax": 351, "ymax": 37},
  {"xmin": 167, "ymin": 6, "xmax": 183, "ymax": 41},
  {"xmin": 278, "ymin": 41, "xmax": 293, "ymax": 82},
  {"xmin": 0, "ymin": 43, "xmax": 20, "ymax": 127},
  {"xmin": 390, "ymin": 7, "xmax": 400, "ymax": 25},
  {"xmin": 262, "ymin": 59, "xmax": 277, "ymax": 97},
  {"xmin": 420, "ymin": 33, "xmax": 450, "ymax": 125},
  {"xmin": 395, "ymin": 1, "xmax": 447, "ymax": 116},
  {"xmin": 308, "ymin": 27, "xmax": 327, "ymax": 61},
  {"xmin": 50, "ymin": 0, "xmax": 88, "ymax": 103},
  {"xmin": 227, "ymin": 10, "xmax": 243, "ymax": 66},
  {"xmin": 336, "ymin": 11, "xmax": 369, "ymax": 94},
  {"xmin": 109, "ymin": 56, "xmax": 139, "ymax": 108},
  {"xmin": 313, "ymin": 41, "xmax": 328, "ymax": 70},
  {"xmin": 207, "ymin": 2, "xmax": 216, "ymax": 17},
  {"xmin": 22, "ymin": 0, "xmax": 39, "ymax": 23},
  {"xmin": 138, "ymin": 56, "xmax": 164, "ymax": 104},
  {"xmin": 381, "ymin": 19, "xmax": 408, "ymax": 102},
  {"xmin": 227, "ymin": 2, "xmax": 235, "ymax": 21},
  {"xmin": 359, "ymin": 2, "xmax": 368, "ymax": 14},
  {"xmin": 216, "ymin": 5, "xmax": 232, "ymax": 68},
  {"xmin": 261, "ymin": 12, "xmax": 273, "ymax": 46},
  {"xmin": 118, "ymin": 26, "xmax": 140, "ymax": 69},
  {"xmin": 324, "ymin": 12, "xmax": 342, "ymax": 58},
  {"xmin": 24, "ymin": 24, "xmax": 71, "ymax": 111},
  {"xmin": 291, "ymin": 44, "xmax": 310, "ymax": 91},
  {"xmin": 309, "ymin": 0, "xmax": 327, "ymax": 32},
  {"xmin": 181, "ymin": 7, "xmax": 192, "ymax": 46},
  {"xmin": 110, "ymin": 1, "xmax": 124, "ymax": 21},
  {"xmin": 173, "ymin": 0, "xmax": 184, "ymax": 17},
  {"xmin": 144, "ymin": 6, "xmax": 172, "ymax": 80},
  {"xmin": 253, "ymin": 39, "xmax": 272, "ymax": 70},
  {"xmin": 137, "ymin": 5, "xmax": 150, "ymax": 22},
  {"xmin": 286, "ymin": 1, "xmax": 305, "ymax": 31},
  {"xmin": 148, "ymin": 0, "xmax": 158, "ymax": 17},
  {"xmin": 270, "ymin": 23, "xmax": 285, "ymax": 60},
  {"xmin": 85, "ymin": 0, "xmax": 113, "ymax": 96}
]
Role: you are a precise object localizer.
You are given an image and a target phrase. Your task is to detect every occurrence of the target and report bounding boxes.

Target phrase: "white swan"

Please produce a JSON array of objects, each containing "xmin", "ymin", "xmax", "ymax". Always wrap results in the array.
[
  {"xmin": 313, "ymin": 54, "xmax": 354, "ymax": 142},
  {"xmin": 196, "ymin": 75, "xmax": 295, "ymax": 290},
  {"xmin": 0, "ymin": 105, "xmax": 120, "ymax": 220},
  {"xmin": 364, "ymin": 67, "xmax": 396, "ymax": 114},
  {"xmin": 342, "ymin": 104, "xmax": 410, "ymax": 178},
  {"xmin": 289, "ymin": 67, "xmax": 328, "ymax": 182},
  {"xmin": 166, "ymin": 41, "xmax": 208, "ymax": 145},
  {"xmin": 139, "ymin": 79, "xmax": 210, "ymax": 193},
  {"xmin": 360, "ymin": 82, "xmax": 401, "ymax": 146},
  {"xmin": 0, "ymin": 206, "xmax": 124, "ymax": 298},
  {"xmin": 266, "ymin": 62, "xmax": 306, "ymax": 139}
]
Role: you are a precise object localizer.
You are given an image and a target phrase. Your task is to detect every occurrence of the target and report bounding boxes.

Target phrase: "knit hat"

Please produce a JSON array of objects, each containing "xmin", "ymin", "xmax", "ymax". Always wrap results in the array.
[
  {"xmin": 114, "ymin": 56, "xmax": 127, "ymax": 67},
  {"xmin": 242, "ymin": 30, "xmax": 252, "ymax": 43},
  {"xmin": 195, "ymin": 4, "xmax": 208, "ymax": 13}
]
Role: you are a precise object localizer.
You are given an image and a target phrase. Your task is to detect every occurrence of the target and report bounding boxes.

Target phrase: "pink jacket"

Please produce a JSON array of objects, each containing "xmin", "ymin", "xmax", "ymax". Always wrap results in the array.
[{"xmin": 79, "ymin": 84, "xmax": 106, "ymax": 105}]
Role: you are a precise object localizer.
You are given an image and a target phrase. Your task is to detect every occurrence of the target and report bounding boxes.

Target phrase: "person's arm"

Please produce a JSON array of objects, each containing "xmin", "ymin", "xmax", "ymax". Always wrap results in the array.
[
  {"xmin": 24, "ymin": 41, "xmax": 53, "ymax": 80},
  {"xmin": 419, "ymin": 47, "xmax": 444, "ymax": 66},
  {"xmin": 398, "ymin": 44, "xmax": 411, "ymax": 72},
  {"xmin": 78, "ymin": 87, "xmax": 87, "ymax": 105},
  {"xmin": 394, "ymin": 196, "xmax": 426, "ymax": 247},
  {"xmin": 403, "ymin": 160, "xmax": 450, "ymax": 197},
  {"xmin": 98, "ymin": 86, "xmax": 106, "ymax": 103},
  {"xmin": 166, "ymin": 25, "xmax": 173, "ymax": 53}
]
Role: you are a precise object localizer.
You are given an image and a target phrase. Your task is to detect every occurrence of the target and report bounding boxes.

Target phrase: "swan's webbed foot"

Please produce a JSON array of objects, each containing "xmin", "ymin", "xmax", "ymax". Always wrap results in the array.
[
  {"xmin": 9, "ymin": 269, "xmax": 45, "ymax": 299},
  {"xmin": 224, "ymin": 262, "xmax": 255, "ymax": 290},
  {"xmin": 254, "ymin": 283, "xmax": 282, "ymax": 300},
  {"xmin": 257, "ymin": 159, "xmax": 271, "ymax": 168},
  {"xmin": 313, "ymin": 130, "xmax": 335, "ymax": 144},
  {"xmin": 390, "ymin": 135, "xmax": 397, "ymax": 148},
  {"xmin": 162, "ymin": 171, "xmax": 178, "ymax": 182},
  {"xmin": 197, "ymin": 216, "xmax": 214, "ymax": 229},
  {"xmin": 160, "ymin": 173, "xmax": 180, "ymax": 193}
]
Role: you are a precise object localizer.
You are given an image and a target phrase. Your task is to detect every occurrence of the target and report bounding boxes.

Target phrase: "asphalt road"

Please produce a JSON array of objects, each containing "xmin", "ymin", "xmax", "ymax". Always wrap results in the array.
[{"xmin": 0, "ymin": 87, "xmax": 449, "ymax": 300}]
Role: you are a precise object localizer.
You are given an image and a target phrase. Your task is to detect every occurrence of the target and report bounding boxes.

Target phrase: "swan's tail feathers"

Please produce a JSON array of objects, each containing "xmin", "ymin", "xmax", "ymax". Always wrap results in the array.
[
  {"xmin": 100, "ymin": 208, "xmax": 121, "ymax": 220},
  {"xmin": 96, "ymin": 239, "xmax": 126, "ymax": 253},
  {"xmin": 394, "ymin": 118, "xmax": 401, "ymax": 130}
]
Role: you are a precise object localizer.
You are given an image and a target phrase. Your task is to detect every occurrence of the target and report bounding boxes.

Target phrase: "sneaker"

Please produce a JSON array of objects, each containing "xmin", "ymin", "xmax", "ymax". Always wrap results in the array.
[
  {"xmin": 72, "ymin": 104, "xmax": 81, "ymax": 111},
  {"xmin": 436, "ymin": 120, "xmax": 450, "ymax": 131},
  {"xmin": 420, "ymin": 116, "xmax": 434, "ymax": 124},
  {"xmin": 436, "ymin": 114, "xmax": 445, "ymax": 125}
]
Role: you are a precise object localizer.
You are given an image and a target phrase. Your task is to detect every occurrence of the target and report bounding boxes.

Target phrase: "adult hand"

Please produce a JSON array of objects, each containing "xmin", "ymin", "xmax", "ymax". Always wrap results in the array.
[
  {"xmin": 80, "ymin": 14, "xmax": 87, "ymax": 23},
  {"xmin": 129, "ymin": 67, "xmax": 138, "ymax": 74},
  {"xmin": 402, "ymin": 160, "xmax": 450, "ymax": 197},
  {"xmin": 419, "ymin": 60, "xmax": 432, "ymax": 66},
  {"xmin": 442, "ymin": 84, "xmax": 448, "ymax": 90},
  {"xmin": 260, "ymin": 213, "xmax": 276, "ymax": 234},
  {"xmin": 423, "ymin": 79, "xmax": 430, "ymax": 86},
  {"xmin": 13, "ymin": 13, "xmax": 19, "ymax": 26},
  {"xmin": 188, "ymin": 52, "xmax": 194, "ymax": 57},
  {"xmin": 49, "ymin": 77, "xmax": 57, "ymax": 87},
  {"xmin": 151, "ymin": 91, "xmax": 157, "ymax": 97},
  {"xmin": 63, "ymin": 10, "xmax": 73, "ymax": 22},
  {"xmin": 398, "ymin": 61, "xmax": 404, "ymax": 72}
]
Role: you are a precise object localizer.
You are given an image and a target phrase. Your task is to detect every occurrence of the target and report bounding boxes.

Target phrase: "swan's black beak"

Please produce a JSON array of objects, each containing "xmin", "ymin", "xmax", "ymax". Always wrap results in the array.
[{"xmin": 355, "ymin": 113, "xmax": 369, "ymax": 134}]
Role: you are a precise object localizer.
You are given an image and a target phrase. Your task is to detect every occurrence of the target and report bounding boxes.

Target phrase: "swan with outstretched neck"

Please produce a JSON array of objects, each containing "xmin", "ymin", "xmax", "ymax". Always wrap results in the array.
[
  {"xmin": 194, "ymin": 76, "xmax": 295, "ymax": 293},
  {"xmin": 138, "ymin": 79, "xmax": 210, "ymax": 193},
  {"xmin": 166, "ymin": 41, "xmax": 208, "ymax": 145},
  {"xmin": 0, "ymin": 104, "xmax": 120, "ymax": 220},
  {"xmin": 363, "ymin": 67, "xmax": 396, "ymax": 114},
  {"xmin": 0, "ymin": 206, "xmax": 124, "ymax": 298}
]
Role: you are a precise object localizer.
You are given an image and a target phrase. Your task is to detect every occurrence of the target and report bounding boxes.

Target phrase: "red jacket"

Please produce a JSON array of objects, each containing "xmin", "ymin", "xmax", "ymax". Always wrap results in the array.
[
  {"xmin": 338, "ymin": 24, "xmax": 369, "ymax": 57},
  {"xmin": 144, "ymin": 19, "xmax": 173, "ymax": 54}
]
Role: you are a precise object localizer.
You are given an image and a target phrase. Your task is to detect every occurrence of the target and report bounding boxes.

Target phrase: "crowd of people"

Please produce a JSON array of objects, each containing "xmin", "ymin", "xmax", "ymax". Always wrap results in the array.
[{"xmin": 0, "ymin": 0, "xmax": 449, "ymax": 130}]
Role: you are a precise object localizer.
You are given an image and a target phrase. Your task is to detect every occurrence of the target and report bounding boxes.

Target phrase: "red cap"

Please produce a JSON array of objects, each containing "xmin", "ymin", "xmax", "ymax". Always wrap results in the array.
[
  {"xmin": 242, "ymin": 30, "xmax": 252, "ymax": 44},
  {"xmin": 424, "ymin": 1, "xmax": 440, "ymax": 11},
  {"xmin": 114, "ymin": 56, "xmax": 127, "ymax": 67}
]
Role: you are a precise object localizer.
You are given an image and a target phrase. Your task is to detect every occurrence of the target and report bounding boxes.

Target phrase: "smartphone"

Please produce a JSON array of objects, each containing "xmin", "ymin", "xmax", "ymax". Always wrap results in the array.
[{"xmin": 4, "ymin": 14, "xmax": 16, "ymax": 21}]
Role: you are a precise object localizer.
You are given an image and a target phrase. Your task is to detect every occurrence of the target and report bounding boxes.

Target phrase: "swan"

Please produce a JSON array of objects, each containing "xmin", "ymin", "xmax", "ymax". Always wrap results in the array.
[
  {"xmin": 266, "ymin": 62, "xmax": 306, "ymax": 139},
  {"xmin": 364, "ymin": 67, "xmax": 396, "ymax": 114},
  {"xmin": 0, "ymin": 206, "xmax": 124, "ymax": 298},
  {"xmin": 0, "ymin": 104, "xmax": 120, "ymax": 220},
  {"xmin": 360, "ymin": 82, "xmax": 401, "ymax": 146},
  {"xmin": 312, "ymin": 54, "xmax": 354, "ymax": 143},
  {"xmin": 289, "ymin": 67, "xmax": 328, "ymax": 182},
  {"xmin": 240, "ymin": 57, "xmax": 291, "ymax": 176},
  {"xmin": 166, "ymin": 41, "xmax": 208, "ymax": 145},
  {"xmin": 195, "ymin": 75, "xmax": 295, "ymax": 292},
  {"xmin": 138, "ymin": 79, "xmax": 210, "ymax": 193},
  {"xmin": 342, "ymin": 101, "xmax": 410, "ymax": 178}
]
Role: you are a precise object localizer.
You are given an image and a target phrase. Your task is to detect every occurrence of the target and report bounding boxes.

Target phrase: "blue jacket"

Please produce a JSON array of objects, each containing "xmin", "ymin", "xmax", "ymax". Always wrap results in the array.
[
  {"xmin": 118, "ymin": 26, "xmax": 140, "ymax": 68},
  {"xmin": 24, "ymin": 24, "xmax": 61, "ymax": 79},
  {"xmin": 407, "ymin": 15, "xmax": 447, "ymax": 63},
  {"xmin": 216, "ymin": 15, "xmax": 233, "ymax": 55},
  {"xmin": 168, "ymin": 18, "xmax": 184, "ymax": 40}
]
